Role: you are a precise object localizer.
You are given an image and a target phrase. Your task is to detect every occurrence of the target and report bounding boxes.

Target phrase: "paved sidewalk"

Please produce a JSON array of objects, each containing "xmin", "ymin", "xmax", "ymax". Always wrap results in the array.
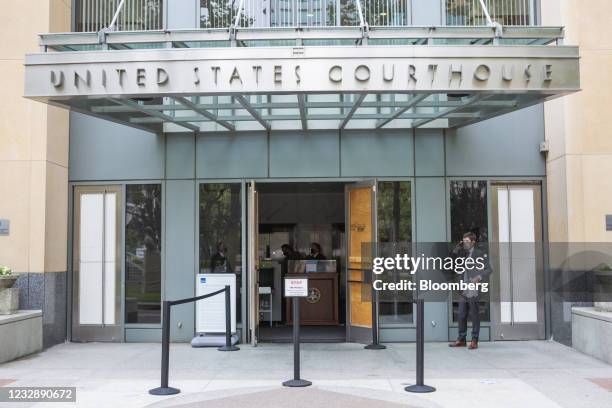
[{"xmin": 0, "ymin": 341, "xmax": 611, "ymax": 408}]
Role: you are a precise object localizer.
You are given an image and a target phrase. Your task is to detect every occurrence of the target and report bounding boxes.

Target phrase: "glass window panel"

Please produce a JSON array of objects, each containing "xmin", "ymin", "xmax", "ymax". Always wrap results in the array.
[
  {"xmin": 125, "ymin": 184, "xmax": 162, "ymax": 324},
  {"xmin": 377, "ymin": 181, "xmax": 413, "ymax": 324},
  {"xmin": 199, "ymin": 184, "xmax": 242, "ymax": 321},
  {"xmin": 362, "ymin": 0, "xmax": 408, "ymax": 26},
  {"xmin": 76, "ymin": 0, "xmax": 163, "ymax": 32},
  {"xmin": 340, "ymin": 0, "xmax": 360, "ymax": 25},
  {"xmin": 378, "ymin": 181, "xmax": 412, "ymax": 243},
  {"xmin": 268, "ymin": 0, "xmax": 338, "ymax": 27},
  {"xmin": 201, "ymin": 0, "xmax": 261, "ymax": 28},
  {"xmin": 450, "ymin": 180, "xmax": 490, "ymax": 323},
  {"xmin": 445, "ymin": 0, "xmax": 532, "ymax": 26},
  {"xmin": 450, "ymin": 180, "xmax": 488, "ymax": 242}
]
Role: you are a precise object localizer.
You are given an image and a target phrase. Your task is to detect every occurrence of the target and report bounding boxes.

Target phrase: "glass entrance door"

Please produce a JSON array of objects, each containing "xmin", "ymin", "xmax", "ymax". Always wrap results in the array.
[
  {"xmin": 72, "ymin": 185, "xmax": 122, "ymax": 342},
  {"xmin": 346, "ymin": 181, "xmax": 378, "ymax": 343},
  {"xmin": 490, "ymin": 183, "xmax": 545, "ymax": 340},
  {"xmin": 247, "ymin": 181, "xmax": 260, "ymax": 345}
]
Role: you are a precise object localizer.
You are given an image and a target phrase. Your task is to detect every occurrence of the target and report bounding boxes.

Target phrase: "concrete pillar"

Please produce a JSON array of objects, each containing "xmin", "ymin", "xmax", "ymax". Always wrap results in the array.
[{"xmin": 0, "ymin": 0, "xmax": 71, "ymax": 347}]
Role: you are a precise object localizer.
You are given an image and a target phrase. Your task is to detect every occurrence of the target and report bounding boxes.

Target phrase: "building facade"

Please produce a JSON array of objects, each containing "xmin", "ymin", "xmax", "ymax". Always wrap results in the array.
[
  {"xmin": 0, "ymin": 0, "xmax": 71, "ymax": 347},
  {"xmin": 1, "ymin": 0, "xmax": 609, "ymax": 348}
]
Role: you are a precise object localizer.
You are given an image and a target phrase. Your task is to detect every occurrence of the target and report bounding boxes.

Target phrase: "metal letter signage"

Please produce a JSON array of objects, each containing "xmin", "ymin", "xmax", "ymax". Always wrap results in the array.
[
  {"xmin": 24, "ymin": 46, "xmax": 580, "ymax": 100},
  {"xmin": 473, "ymin": 64, "xmax": 491, "ymax": 82}
]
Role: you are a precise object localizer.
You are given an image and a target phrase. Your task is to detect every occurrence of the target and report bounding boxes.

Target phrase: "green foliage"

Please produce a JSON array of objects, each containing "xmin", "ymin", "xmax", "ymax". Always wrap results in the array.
[{"xmin": 0, "ymin": 266, "xmax": 13, "ymax": 276}]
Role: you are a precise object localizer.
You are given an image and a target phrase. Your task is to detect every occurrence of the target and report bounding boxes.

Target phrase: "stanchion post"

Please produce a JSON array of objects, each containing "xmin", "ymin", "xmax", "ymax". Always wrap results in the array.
[
  {"xmin": 282, "ymin": 297, "xmax": 311, "ymax": 387},
  {"xmin": 365, "ymin": 285, "xmax": 386, "ymax": 350},
  {"xmin": 405, "ymin": 298, "xmax": 435, "ymax": 393},
  {"xmin": 219, "ymin": 285, "xmax": 239, "ymax": 351},
  {"xmin": 149, "ymin": 300, "xmax": 180, "ymax": 395}
]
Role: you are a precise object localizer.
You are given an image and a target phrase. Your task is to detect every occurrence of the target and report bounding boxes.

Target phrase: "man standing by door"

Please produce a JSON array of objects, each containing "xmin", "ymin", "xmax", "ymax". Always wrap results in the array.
[{"xmin": 449, "ymin": 232, "xmax": 492, "ymax": 350}]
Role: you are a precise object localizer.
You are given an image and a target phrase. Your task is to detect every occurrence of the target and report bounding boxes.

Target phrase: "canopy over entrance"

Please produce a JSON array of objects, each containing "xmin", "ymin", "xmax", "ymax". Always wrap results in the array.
[{"xmin": 24, "ymin": 27, "xmax": 580, "ymax": 133}]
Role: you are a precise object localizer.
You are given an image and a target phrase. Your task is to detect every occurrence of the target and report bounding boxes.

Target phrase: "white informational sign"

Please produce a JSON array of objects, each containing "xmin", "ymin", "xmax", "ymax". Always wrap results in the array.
[
  {"xmin": 195, "ymin": 274, "xmax": 236, "ymax": 334},
  {"xmin": 0, "ymin": 219, "xmax": 9, "ymax": 236},
  {"xmin": 284, "ymin": 277, "xmax": 308, "ymax": 297}
]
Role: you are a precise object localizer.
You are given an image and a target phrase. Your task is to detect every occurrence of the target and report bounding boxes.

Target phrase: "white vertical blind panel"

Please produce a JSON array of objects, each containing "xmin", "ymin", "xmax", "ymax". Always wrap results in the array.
[
  {"xmin": 79, "ymin": 194, "xmax": 104, "ymax": 324},
  {"xmin": 497, "ymin": 188, "xmax": 512, "ymax": 323},
  {"xmin": 509, "ymin": 188, "xmax": 535, "ymax": 242},
  {"xmin": 79, "ymin": 262, "xmax": 104, "ymax": 324},
  {"xmin": 80, "ymin": 194, "xmax": 104, "ymax": 262},
  {"xmin": 509, "ymin": 188, "xmax": 537, "ymax": 323},
  {"xmin": 103, "ymin": 193, "xmax": 116, "ymax": 325}
]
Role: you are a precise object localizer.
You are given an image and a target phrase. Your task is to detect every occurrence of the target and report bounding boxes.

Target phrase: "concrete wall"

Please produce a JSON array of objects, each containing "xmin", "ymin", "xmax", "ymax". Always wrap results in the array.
[
  {"xmin": 540, "ymin": 0, "xmax": 612, "ymax": 347},
  {"xmin": 411, "ymin": 0, "xmax": 443, "ymax": 25},
  {"xmin": 0, "ymin": 311, "xmax": 43, "ymax": 363},
  {"xmin": 0, "ymin": 0, "xmax": 71, "ymax": 348},
  {"xmin": 571, "ymin": 308, "xmax": 612, "ymax": 364},
  {"xmin": 542, "ymin": 0, "xmax": 612, "ymax": 243}
]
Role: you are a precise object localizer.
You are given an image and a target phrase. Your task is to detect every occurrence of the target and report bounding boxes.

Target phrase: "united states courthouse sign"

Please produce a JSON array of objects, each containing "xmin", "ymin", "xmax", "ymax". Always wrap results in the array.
[{"xmin": 25, "ymin": 46, "xmax": 580, "ymax": 99}]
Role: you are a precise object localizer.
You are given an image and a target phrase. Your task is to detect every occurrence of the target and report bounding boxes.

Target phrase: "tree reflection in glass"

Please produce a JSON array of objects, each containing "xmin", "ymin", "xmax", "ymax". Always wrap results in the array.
[
  {"xmin": 377, "ymin": 181, "xmax": 413, "ymax": 324},
  {"xmin": 125, "ymin": 184, "xmax": 162, "ymax": 324},
  {"xmin": 450, "ymin": 180, "xmax": 490, "ymax": 322},
  {"xmin": 199, "ymin": 183, "xmax": 242, "ymax": 320}
]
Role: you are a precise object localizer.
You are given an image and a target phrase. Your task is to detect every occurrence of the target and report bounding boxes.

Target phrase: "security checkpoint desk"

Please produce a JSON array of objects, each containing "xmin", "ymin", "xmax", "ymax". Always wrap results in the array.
[{"xmin": 286, "ymin": 261, "xmax": 339, "ymax": 325}]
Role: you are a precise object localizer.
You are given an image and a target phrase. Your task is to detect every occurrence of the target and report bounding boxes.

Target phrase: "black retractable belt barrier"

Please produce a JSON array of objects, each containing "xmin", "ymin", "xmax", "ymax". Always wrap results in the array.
[
  {"xmin": 405, "ymin": 298, "xmax": 436, "ymax": 393},
  {"xmin": 149, "ymin": 285, "xmax": 238, "ymax": 396},
  {"xmin": 365, "ymin": 285, "xmax": 386, "ymax": 350},
  {"xmin": 282, "ymin": 297, "xmax": 312, "ymax": 387},
  {"xmin": 218, "ymin": 286, "xmax": 240, "ymax": 352}
]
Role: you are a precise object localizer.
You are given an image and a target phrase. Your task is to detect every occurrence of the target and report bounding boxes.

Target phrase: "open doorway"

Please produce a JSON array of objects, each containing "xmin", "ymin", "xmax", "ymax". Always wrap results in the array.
[{"xmin": 256, "ymin": 182, "xmax": 347, "ymax": 342}]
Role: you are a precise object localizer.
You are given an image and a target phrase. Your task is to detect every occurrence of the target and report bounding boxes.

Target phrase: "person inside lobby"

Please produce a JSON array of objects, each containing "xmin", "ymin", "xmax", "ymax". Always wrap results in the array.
[
  {"xmin": 210, "ymin": 241, "xmax": 232, "ymax": 273},
  {"xmin": 307, "ymin": 242, "xmax": 326, "ymax": 261}
]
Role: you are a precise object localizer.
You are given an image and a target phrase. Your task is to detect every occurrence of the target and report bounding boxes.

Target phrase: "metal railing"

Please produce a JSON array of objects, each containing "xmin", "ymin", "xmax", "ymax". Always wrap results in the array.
[
  {"xmin": 74, "ymin": 0, "xmax": 535, "ymax": 32},
  {"xmin": 39, "ymin": 25, "xmax": 565, "ymax": 52},
  {"xmin": 201, "ymin": 0, "xmax": 411, "ymax": 28},
  {"xmin": 445, "ymin": 0, "xmax": 534, "ymax": 26},
  {"xmin": 77, "ymin": 0, "xmax": 163, "ymax": 32}
]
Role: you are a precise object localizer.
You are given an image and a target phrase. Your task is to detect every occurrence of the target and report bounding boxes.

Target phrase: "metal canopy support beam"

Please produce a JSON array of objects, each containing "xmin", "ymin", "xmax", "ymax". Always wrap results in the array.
[
  {"xmin": 235, "ymin": 95, "xmax": 271, "ymax": 131},
  {"xmin": 339, "ymin": 93, "xmax": 366, "ymax": 129},
  {"xmin": 355, "ymin": 0, "xmax": 369, "ymax": 42},
  {"xmin": 97, "ymin": 0, "xmax": 127, "ymax": 44},
  {"xmin": 412, "ymin": 94, "xmax": 487, "ymax": 128},
  {"xmin": 174, "ymin": 96, "xmax": 235, "ymax": 131},
  {"xmin": 39, "ymin": 26, "xmax": 565, "ymax": 50},
  {"xmin": 478, "ymin": 0, "xmax": 494, "ymax": 26},
  {"xmin": 229, "ymin": 0, "xmax": 245, "ymax": 44},
  {"xmin": 376, "ymin": 94, "xmax": 430, "ymax": 129},
  {"xmin": 90, "ymin": 99, "xmax": 519, "ymax": 114},
  {"xmin": 297, "ymin": 94, "xmax": 307, "ymax": 130},
  {"xmin": 129, "ymin": 111, "xmax": 481, "ymax": 124},
  {"xmin": 478, "ymin": 0, "xmax": 503, "ymax": 38},
  {"xmin": 109, "ymin": 98, "xmax": 199, "ymax": 132}
]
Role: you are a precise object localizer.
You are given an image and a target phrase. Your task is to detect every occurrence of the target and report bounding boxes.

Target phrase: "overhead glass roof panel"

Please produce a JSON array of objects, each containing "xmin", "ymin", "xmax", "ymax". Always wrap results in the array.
[{"xmin": 26, "ymin": 27, "xmax": 579, "ymax": 133}]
